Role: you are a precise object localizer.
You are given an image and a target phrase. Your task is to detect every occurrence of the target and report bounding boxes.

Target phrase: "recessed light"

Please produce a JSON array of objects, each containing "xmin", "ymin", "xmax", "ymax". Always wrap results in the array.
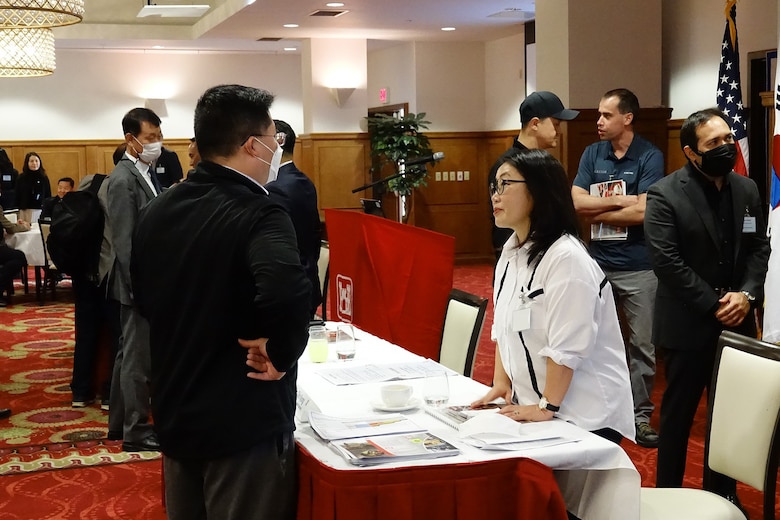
[
  {"xmin": 441, "ymin": 27, "xmax": 456, "ymax": 31},
  {"xmin": 283, "ymin": 23, "xmax": 299, "ymax": 28},
  {"xmin": 326, "ymin": 2, "xmax": 345, "ymax": 6},
  {"xmin": 153, "ymin": 45, "xmax": 165, "ymax": 49},
  {"xmin": 284, "ymin": 47, "xmax": 297, "ymax": 51}
]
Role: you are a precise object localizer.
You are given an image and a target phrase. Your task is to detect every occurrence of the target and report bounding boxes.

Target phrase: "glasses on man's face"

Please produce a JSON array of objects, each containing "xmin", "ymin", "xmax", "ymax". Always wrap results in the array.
[
  {"xmin": 489, "ymin": 178, "xmax": 527, "ymax": 196},
  {"xmin": 249, "ymin": 132, "xmax": 286, "ymax": 147}
]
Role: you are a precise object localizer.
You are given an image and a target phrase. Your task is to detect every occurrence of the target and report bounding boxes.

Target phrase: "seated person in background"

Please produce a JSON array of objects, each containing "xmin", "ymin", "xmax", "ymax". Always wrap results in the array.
[
  {"xmin": 0, "ymin": 208, "xmax": 31, "ymax": 306},
  {"xmin": 471, "ymin": 149, "xmax": 635, "ymax": 445},
  {"xmin": 40, "ymin": 177, "xmax": 75, "ymax": 221}
]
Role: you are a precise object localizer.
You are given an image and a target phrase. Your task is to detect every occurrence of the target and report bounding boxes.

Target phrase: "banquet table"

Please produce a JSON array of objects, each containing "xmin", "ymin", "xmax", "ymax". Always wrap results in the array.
[
  {"xmin": 4, "ymin": 222, "xmax": 45, "ymax": 267},
  {"xmin": 295, "ymin": 326, "xmax": 641, "ymax": 520}
]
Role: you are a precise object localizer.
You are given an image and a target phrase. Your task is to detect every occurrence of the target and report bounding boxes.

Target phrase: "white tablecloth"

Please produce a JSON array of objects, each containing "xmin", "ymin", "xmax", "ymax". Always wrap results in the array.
[
  {"xmin": 295, "ymin": 326, "xmax": 641, "ymax": 520},
  {"xmin": 4, "ymin": 222, "xmax": 45, "ymax": 266}
]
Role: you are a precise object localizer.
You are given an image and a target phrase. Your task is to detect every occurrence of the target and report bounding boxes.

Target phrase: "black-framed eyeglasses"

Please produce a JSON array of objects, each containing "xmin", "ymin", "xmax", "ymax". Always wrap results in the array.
[{"xmin": 489, "ymin": 179, "xmax": 527, "ymax": 196}]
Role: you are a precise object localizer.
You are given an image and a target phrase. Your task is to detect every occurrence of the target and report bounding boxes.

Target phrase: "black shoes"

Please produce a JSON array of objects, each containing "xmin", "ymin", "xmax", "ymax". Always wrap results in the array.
[
  {"xmin": 123, "ymin": 436, "xmax": 161, "ymax": 452},
  {"xmin": 0, "ymin": 408, "xmax": 11, "ymax": 419},
  {"xmin": 636, "ymin": 422, "xmax": 659, "ymax": 448}
]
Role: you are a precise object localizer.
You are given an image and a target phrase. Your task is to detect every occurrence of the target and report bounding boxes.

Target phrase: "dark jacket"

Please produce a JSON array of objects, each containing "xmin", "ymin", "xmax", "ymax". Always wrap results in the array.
[
  {"xmin": 16, "ymin": 170, "xmax": 51, "ymax": 210},
  {"xmin": 266, "ymin": 161, "xmax": 322, "ymax": 317},
  {"xmin": 131, "ymin": 161, "xmax": 312, "ymax": 459},
  {"xmin": 645, "ymin": 163, "xmax": 769, "ymax": 350}
]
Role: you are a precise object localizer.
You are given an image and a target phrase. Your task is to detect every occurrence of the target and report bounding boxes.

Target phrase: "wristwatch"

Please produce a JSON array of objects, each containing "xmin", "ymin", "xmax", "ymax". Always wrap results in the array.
[
  {"xmin": 538, "ymin": 396, "xmax": 560, "ymax": 413},
  {"xmin": 741, "ymin": 291, "xmax": 755, "ymax": 303}
]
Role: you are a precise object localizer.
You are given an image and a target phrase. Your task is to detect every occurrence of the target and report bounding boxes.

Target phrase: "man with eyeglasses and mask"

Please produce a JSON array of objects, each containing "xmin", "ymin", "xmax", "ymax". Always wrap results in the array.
[
  {"xmin": 103, "ymin": 107, "xmax": 163, "ymax": 452},
  {"xmin": 131, "ymin": 85, "xmax": 311, "ymax": 520},
  {"xmin": 265, "ymin": 119, "xmax": 322, "ymax": 319},
  {"xmin": 645, "ymin": 108, "xmax": 769, "ymax": 506}
]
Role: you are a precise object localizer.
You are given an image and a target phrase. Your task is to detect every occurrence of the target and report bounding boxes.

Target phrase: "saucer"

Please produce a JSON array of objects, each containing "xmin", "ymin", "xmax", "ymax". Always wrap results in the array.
[{"xmin": 371, "ymin": 397, "xmax": 420, "ymax": 412}]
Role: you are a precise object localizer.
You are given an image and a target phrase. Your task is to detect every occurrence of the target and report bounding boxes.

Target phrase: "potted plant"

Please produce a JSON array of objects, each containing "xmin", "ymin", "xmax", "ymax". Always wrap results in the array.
[{"xmin": 365, "ymin": 112, "xmax": 433, "ymax": 222}]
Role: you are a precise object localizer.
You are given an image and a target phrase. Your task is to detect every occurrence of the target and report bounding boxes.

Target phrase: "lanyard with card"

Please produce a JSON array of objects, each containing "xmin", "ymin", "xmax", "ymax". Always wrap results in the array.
[{"xmin": 742, "ymin": 206, "xmax": 756, "ymax": 233}]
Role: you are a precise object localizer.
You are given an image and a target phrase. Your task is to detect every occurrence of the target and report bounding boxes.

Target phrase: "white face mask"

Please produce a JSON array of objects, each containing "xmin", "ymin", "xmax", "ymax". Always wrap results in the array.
[
  {"xmin": 253, "ymin": 137, "xmax": 283, "ymax": 184},
  {"xmin": 133, "ymin": 137, "xmax": 163, "ymax": 165}
]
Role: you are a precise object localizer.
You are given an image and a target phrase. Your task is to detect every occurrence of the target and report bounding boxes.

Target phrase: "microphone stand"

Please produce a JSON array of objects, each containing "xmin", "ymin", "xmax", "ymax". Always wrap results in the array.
[{"xmin": 352, "ymin": 165, "xmax": 427, "ymax": 223}]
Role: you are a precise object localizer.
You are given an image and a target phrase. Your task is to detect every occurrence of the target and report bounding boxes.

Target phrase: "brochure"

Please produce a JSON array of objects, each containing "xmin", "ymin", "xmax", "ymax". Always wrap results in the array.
[
  {"xmin": 330, "ymin": 432, "xmax": 460, "ymax": 466},
  {"xmin": 424, "ymin": 403, "xmax": 503, "ymax": 430},
  {"xmin": 589, "ymin": 179, "xmax": 628, "ymax": 241},
  {"xmin": 309, "ymin": 411, "xmax": 425, "ymax": 441}
]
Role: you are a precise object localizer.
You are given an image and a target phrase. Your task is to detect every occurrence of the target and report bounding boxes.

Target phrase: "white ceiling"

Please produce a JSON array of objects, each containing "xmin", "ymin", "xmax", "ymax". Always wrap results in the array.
[{"xmin": 54, "ymin": 0, "xmax": 535, "ymax": 53}]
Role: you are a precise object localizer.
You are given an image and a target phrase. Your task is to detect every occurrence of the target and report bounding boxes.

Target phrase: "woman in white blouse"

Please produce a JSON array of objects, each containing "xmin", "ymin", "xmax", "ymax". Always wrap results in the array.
[{"xmin": 472, "ymin": 149, "xmax": 634, "ymax": 444}]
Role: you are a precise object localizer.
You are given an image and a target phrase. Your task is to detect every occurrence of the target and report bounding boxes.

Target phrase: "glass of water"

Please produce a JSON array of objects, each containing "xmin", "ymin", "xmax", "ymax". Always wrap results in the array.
[
  {"xmin": 423, "ymin": 369, "xmax": 449, "ymax": 407},
  {"xmin": 335, "ymin": 322, "xmax": 356, "ymax": 361}
]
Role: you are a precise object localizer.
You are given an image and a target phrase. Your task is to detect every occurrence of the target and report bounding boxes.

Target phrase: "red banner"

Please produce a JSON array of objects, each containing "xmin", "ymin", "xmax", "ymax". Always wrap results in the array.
[{"xmin": 325, "ymin": 209, "xmax": 455, "ymax": 361}]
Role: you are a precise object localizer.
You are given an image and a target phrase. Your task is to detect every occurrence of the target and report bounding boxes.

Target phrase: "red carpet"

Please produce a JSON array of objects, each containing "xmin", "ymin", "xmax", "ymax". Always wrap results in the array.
[{"xmin": 1, "ymin": 267, "xmax": 776, "ymax": 518}]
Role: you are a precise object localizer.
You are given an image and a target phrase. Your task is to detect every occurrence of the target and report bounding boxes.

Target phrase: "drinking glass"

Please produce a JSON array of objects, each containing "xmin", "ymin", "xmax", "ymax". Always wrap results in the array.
[
  {"xmin": 423, "ymin": 370, "xmax": 450, "ymax": 407},
  {"xmin": 307, "ymin": 325, "xmax": 328, "ymax": 363},
  {"xmin": 335, "ymin": 322, "xmax": 356, "ymax": 361}
]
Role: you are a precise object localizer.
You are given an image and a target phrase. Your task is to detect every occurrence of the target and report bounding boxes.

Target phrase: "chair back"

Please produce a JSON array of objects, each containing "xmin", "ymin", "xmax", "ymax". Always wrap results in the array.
[
  {"xmin": 317, "ymin": 241, "xmax": 330, "ymax": 320},
  {"xmin": 706, "ymin": 331, "xmax": 780, "ymax": 515},
  {"xmin": 439, "ymin": 288, "xmax": 488, "ymax": 377},
  {"xmin": 39, "ymin": 222, "xmax": 55, "ymax": 269}
]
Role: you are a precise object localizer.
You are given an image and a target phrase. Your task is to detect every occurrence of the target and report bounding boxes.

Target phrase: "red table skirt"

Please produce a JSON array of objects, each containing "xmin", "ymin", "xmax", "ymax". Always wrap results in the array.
[{"xmin": 296, "ymin": 445, "xmax": 568, "ymax": 520}]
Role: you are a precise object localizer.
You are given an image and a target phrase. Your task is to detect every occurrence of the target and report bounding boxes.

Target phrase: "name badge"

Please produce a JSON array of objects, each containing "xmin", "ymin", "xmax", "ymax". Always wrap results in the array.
[
  {"xmin": 156, "ymin": 166, "xmax": 165, "ymax": 174},
  {"xmin": 512, "ymin": 304, "xmax": 531, "ymax": 332},
  {"xmin": 742, "ymin": 216, "xmax": 756, "ymax": 233}
]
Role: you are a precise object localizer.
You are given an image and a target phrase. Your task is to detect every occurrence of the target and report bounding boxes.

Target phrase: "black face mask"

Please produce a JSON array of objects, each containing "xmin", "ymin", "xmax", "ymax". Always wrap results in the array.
[{"xmin": 692, "ymin": 143, "xmax": 737, "ymax": 178}]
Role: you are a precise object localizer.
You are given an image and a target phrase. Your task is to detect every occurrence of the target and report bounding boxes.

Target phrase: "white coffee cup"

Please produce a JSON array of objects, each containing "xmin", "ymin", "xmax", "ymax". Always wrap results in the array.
[{"xmin": 380, "ymin": 384, "xmax": 413, "ymax": 408}]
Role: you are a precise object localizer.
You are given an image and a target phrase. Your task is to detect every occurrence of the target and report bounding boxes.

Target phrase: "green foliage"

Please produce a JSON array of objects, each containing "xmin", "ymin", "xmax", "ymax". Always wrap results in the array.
[{"xmin": 366, "ymin": 112, "xmax": 433, "ymax": 196}]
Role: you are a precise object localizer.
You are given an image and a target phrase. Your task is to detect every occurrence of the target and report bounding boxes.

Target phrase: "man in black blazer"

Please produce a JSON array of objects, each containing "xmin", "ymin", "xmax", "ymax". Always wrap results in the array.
[
  {"xmin": 645, "ymin": 108, "xmax": 769, "ymax": 499},
  {"xmin": 266, "ymin": 119, "xmax": 322, "ymax": 318}
]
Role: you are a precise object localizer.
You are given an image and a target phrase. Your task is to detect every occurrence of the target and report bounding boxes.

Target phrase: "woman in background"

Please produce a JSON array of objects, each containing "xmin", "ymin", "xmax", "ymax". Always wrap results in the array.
[
  {"xmin": 472, "ymin": 149, "xmax": 634, "ymax": 444},
  {"xmin": 16, "ymin": 152, "xmax": 51, "ymax": 222}
]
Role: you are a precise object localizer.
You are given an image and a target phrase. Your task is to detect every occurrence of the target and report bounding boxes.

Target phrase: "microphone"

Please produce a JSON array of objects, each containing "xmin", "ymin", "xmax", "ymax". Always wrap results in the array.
[{"xmin": 402, "ymin": 151, "xmax": 445, "ymax": 167}]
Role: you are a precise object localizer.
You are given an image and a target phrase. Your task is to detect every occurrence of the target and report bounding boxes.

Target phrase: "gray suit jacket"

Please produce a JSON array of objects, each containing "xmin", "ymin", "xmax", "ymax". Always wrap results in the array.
[
  {"xmin": 645, "ymin": 163, "xmax": 769, "ymax": 350},
  {"xmin": 104, "ymin": 157, "xmax": 156, "ymax": 305}
]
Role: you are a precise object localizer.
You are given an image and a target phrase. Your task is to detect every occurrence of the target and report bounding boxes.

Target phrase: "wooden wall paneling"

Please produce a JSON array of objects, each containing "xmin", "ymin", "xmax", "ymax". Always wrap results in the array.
[
  {"xmin": 666, "ymin": 119, "xmax": 686, "ymax": 174},
  {"xmin": 311, "ymin": 135, "xmax": 370, "ymax": 213}
]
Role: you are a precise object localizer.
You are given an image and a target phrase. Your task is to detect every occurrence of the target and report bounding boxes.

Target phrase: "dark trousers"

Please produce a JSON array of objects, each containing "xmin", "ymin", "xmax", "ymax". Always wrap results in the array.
[
  {"xmin": 70, "ymin": 277, "xmax": 120, "ymax": 400},
  {"xmin": 656, "ymin": 347, "xmax": 736, "ymax": 495},
  {"xmin": 0, "ymin": 246, "xmax": 25, "ymax": 294},
  {"xmin": 163, "ymin": 433, "xmax": 297, "ymax": 520}
]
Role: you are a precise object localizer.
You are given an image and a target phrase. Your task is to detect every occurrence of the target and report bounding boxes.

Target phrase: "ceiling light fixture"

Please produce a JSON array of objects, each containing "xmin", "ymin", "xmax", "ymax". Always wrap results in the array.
[
  {"xmin": 325, "ymin": 2, "xmax": 344, "ymax": 7},
  {"xmin": 0, "ymin": 26, "xmax": 55, "ymax": 76},
  {"xmin": 283, "ymin": 47, "xmax": 297, "ymax": 51},
  {"xmin": 0, "ymin": 0, "xmax": 84, "ymax": 28},
  {"xmin": 137, "ymin": 1, "xmax": 210, "ymax": 19},
  {"xmin": 283, "ymin": 23, "xmax": 298, "ymax": 28},
  {"xmin": 441, "ymin": 27, "xmax": 456, "ymax": 31}
]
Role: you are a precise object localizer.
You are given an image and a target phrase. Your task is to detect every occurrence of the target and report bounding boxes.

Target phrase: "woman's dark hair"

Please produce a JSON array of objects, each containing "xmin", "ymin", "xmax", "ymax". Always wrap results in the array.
[
  {"xmin": 22, "ymin": 152, "xmax": 45, "ymax": 176},
  {"xmin": 498, "ymin": 148, "xmax": 580, "ymax": 265}
]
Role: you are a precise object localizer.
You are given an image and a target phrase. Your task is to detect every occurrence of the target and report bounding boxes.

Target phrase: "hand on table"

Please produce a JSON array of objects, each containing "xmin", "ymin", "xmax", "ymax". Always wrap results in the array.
[
  {"xmin": 499, "ymin": 404, "xmax": 555, "ymax": 422},
  {"xmin": 238, "ymin": 337, "xmax": 286, "ymax": 381}
]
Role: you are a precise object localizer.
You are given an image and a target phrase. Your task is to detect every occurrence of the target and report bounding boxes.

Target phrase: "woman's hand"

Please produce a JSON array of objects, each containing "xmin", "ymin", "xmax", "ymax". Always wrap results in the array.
[
  {"xmin": 499, "ymin": 404, "xmax": 555, "ymax": 422},
  {"xmin": 470, "ymin": 384, "xmax": 511, "ymax": 410}
]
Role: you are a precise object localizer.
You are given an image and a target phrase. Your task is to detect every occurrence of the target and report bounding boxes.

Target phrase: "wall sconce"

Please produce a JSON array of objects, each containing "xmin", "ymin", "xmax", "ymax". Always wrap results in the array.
[
  {"xmin": 145, "ymin": 98, "xmax": 168, "ymax": 117},
  {"xmin": 329, "ymin": 87, "xmax": 355, "ymax": 108}
]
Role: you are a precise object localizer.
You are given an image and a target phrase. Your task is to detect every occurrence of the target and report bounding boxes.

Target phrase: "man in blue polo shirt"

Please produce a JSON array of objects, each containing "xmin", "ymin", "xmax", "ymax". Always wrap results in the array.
[{"xmin": 571, "ymin": 88, "xmax": 664, "ymax": 448}]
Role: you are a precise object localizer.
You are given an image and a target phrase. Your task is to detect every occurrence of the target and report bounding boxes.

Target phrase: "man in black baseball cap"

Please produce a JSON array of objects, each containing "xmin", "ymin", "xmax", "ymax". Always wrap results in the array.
[{"xmin": 488, "ymin": 91, "xmax": 579, "ymax": 259}]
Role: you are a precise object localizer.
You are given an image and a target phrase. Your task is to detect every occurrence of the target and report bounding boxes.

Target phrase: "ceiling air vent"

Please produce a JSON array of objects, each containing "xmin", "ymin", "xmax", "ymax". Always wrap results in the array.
[
  {"xmin": 256, "ymin": 37, "xmax": 283, "ymax": 42},
  {"xmin": 309, "ymin": 9, "xmax": 348, "ymax": 17}
]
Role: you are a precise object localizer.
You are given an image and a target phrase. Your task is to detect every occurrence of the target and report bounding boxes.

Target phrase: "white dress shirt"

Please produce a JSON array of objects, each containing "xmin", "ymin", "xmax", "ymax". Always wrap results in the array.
[{"xmin": 492, "ymin": 233, "xmax": 635, "ymax": 440}]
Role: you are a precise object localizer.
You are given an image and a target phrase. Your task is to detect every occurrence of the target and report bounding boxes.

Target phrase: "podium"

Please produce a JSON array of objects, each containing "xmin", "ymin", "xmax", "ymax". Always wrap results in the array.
[{"xmin": 324, "ymin": 209, "xmax": 455, "ymax": 360}]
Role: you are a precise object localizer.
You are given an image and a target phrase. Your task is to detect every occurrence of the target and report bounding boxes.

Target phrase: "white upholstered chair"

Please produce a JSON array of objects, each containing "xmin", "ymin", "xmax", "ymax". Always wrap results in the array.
[
  {"xmin": 438, "ymin": 288, "xmax": 488, "ymax": 378},
  {"xmin": 317, "ymin": 240, "xmax": 329, "ymax": 320},
  {"xmin": 640, "ymin": 331, "xmax": 780, "ymax": 520}
]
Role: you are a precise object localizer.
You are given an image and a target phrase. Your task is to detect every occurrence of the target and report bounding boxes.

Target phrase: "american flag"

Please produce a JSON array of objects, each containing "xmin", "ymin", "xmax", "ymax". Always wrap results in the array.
[{"xmin": 716, "ymin": 0, "xmax": 749, "ymax": 176}]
